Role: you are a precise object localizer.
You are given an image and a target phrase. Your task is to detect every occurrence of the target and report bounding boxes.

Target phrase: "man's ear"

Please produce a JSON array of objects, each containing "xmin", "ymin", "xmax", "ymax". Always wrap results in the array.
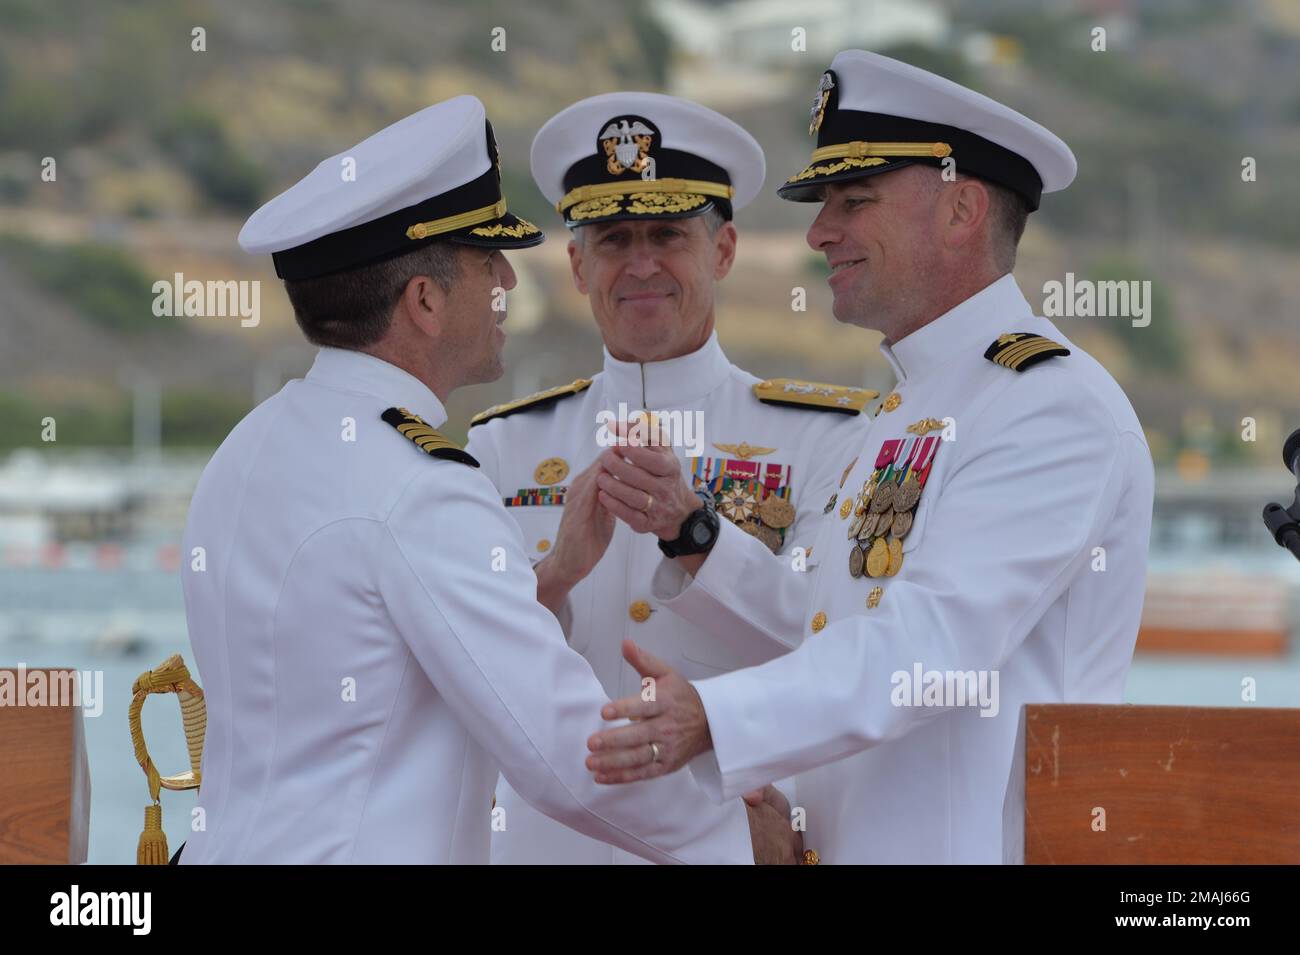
[
  {"xmin": 944, "ymin": 178, "xmax": 991, "ymax": 252},
  {"xmin": 712, "ymin": 220, "xmax": 738, "ymax": 281},
  {"xmin": 567, "ymin": 236, "xmax": 589, "ymax": 295},
  {"xmin": 399, "ymin": 272, "xmax": 449, "ymax": 340}
]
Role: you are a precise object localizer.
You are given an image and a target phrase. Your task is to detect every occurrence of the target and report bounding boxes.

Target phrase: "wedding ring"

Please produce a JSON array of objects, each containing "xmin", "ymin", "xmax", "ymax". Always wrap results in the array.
[
  {"xmin": 649, "ymin": 741, "xmax": 661, "ymax": 763},
  {"xmin": 641, "ymin": 492, "xmax": 654, "ymax": 514}
]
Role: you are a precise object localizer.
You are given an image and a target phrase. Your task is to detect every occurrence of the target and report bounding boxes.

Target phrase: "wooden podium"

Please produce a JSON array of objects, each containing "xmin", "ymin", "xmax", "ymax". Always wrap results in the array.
[
  {"xmin": 0, "ymin": 668, "xmax": 91, "ymax": 863},
  {"xmin": 1004, "ymin": 703, "xmax": 1300, "ymax": 864}
]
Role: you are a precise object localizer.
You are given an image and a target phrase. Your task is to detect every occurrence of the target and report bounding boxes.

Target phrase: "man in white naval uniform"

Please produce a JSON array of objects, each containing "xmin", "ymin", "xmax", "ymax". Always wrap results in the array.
[
  {"xmin": 470, "ymin": 92, "xmax": 872, "ymax": 864},
  {"xmin": 584, "ymin": 52, "xmax": 1155, "ymax": 864},
  {"xmin": 178, "ymin": 96, "xmax": 773, "ymax": 864}
]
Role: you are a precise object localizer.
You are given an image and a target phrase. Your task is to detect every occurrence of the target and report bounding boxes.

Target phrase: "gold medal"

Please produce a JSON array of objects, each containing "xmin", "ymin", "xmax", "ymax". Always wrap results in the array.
[
  {"xmin": 888, "ymin": 509, "xmax": 913, "ymax": 539},
  {"xmin": 865, "ymin": 537, "xmax": 889, "ymax": 577},
  {"xmin": 756, "ymin": 523, "xmax": 783, "ymax": 554},
  {"xmin": 893, "ymin": 474, "xmax": 921, "ymax": 512},
  {"xmin": 739, "ymin": 519, "xmax": 761, "ymax": 537},
  {"xmin": 869, "ymin": 480, "xmax": 895, "ymax": 513},
  {"xmin": 838, "ymin": 497, "xmax": 853, "ymax": 520},
  {"xmin": 884, "ymin": 537, "xmax": 904, "ymax": 576},
  {"xmin": 875, "ymin": 510, "xmax": 894, "ymax": 538},
  {"xmin": 534, "ymin": 457, "xmax": 569, "ymax": 486},
  {"xmin": 858, "ymin": 511, "xmax": 880, "ymax": 540},
  {"xmin": 758, "ymin": 494, "xmax": 796, "ymax": 529},
  {"xmin": 848, "ymin": 508, "xmax": 868, "ymax": 540},
  {"xmin": 848, "ymin": 542, "xmax": 865, "ymax": 578}
]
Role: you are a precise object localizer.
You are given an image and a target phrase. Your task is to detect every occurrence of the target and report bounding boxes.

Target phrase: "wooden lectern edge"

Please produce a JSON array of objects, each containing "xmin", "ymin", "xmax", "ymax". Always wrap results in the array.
[
  {"xmin": 1002, "ymin": 705, "xmax": 1027, "ymax": 864},
  {"xmin": 0, "ymin": 667, "xmax": 92, "ymax": 865},
  {"xmin": 1008, "ymin": 702, "xmax": 1300, "ymax": 865},
  {"xmin": 68, "ymin": 703, "xmax": 90, "ymax": 864}
]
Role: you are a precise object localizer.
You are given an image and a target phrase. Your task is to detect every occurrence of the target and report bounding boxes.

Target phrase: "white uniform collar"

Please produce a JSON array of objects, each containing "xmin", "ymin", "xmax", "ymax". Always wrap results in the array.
[
  {"xmin": 304, "ymin": 346, "xmax": 448, "ymax": 427},
  {"xmin": 879, "ymin": 273, "xmax": 1033, "ymax": 382},
  {"xmin": 600, "ymin": 330, "xmax": 732, "ymax": 408}
]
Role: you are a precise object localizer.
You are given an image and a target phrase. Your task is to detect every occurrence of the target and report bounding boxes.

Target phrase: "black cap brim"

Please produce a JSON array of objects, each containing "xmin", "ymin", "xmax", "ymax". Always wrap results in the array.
[
  {"xmin": 777, "ymin": 157, "xmax": 921, "ymax": 202},
  {"xmin": 444, "ymin": 209, "xmax": 545, "ymax": 249}
]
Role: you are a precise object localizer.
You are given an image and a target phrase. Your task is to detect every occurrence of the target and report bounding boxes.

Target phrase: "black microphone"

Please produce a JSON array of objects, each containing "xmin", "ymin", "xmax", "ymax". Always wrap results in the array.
[
  {"xmin": 1263, "ymin": 428, "xmax": 1300, "ymax": 562},
  {"xmin": 1284, "ymin": 428, "xmax": 1300, "ymax": 480}
]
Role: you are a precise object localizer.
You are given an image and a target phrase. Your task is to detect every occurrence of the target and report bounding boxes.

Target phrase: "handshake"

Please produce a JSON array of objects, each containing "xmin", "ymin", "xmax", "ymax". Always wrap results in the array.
[
  {"xmin": 540, "ymin": 419, "xmax": 705, "ymax": 593},
  {"xmin": 534, "ymin": 422, "xmax": 805, "ymax": 864}
]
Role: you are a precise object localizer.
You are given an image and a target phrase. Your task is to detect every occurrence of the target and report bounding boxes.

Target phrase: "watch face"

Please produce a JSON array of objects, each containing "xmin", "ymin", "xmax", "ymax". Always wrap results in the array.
[{"xmin": 692, "ymin": 523, "xmax": 712, "ymax": 546}]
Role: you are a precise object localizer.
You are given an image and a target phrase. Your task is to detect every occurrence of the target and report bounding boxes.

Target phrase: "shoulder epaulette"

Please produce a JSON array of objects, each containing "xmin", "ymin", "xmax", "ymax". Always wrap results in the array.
[
  {"xmin": 468, "ymin": 378, "xmax": 593, "ymax": 427},
  {"xmin": 382, "ymin": 407, "xmax": 479, "ymax": 467},
  {"xmin": 753, "ymin": 378, "xmax": 878, "ymax": 415},
  {"xmin": 984, "ymin": 332, "xmax": 1070, "ymax": 372}
]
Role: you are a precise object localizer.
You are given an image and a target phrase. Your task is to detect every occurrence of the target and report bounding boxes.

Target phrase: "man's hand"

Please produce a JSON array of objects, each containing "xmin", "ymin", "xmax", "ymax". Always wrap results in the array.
[
  {"xmin": 595, "ymin": 439, "xmax": 699, "ymax": 542},
  {"xmin": 744, "ymin": 785, "xmax": 803, "ymax": 865},
  {"xmin": 534, "ymin": 461, "xmax": 614, "ymax": 614},
  {"xmin": 586, "ymin": 639, "xmax": 712, "ymax": 782}
]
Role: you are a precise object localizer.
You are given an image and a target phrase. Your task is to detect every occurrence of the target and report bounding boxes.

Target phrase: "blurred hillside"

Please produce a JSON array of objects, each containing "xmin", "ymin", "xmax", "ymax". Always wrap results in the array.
[{"xmin": 0, "ymin": 0, "xmax": 1297, "ymax": 462}]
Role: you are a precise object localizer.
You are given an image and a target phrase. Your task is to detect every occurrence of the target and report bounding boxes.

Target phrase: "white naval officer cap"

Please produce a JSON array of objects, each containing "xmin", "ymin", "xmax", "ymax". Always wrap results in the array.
[
  {"xmin": 239, "ymin": 95, "xmax": 543, "ymax": 280},
  {"xmin": 783, "ymin": 49, "xmax": 1077, "ymax": 211},
  {"xmin": 530, "ymin": 91, "xmax": 765, "ymax": 228}
]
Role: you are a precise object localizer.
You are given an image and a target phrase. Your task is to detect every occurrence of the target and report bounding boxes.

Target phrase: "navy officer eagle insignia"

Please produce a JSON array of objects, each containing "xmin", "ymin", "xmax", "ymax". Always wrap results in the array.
[
  {"xmin": 983, "ymin": 333, "xmax": 1070, "ymax": 372},
  {"xmin": 382, "ymin": 407, "xmax": 479, "ymax": 467}
]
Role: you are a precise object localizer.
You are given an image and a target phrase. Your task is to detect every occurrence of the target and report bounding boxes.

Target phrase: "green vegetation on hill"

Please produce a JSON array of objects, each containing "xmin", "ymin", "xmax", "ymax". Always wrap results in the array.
[
  {"xmin": 154, "ymin": 105, "xmax": 266, "ymax": 211},
  {"xmin": 0, "ymin": 388, "xmax": 253, "ymax": 450},
  {"xmin": 1088, "ymin": 255, "xmax": 1185, "ymax": 374},
  {"xmin": 0, "ymin": 235, "xmax": 176, "ymax": 336}
]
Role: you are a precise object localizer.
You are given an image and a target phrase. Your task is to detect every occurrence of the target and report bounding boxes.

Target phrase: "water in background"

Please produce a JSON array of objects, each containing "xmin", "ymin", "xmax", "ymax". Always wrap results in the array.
[
  {"xmin": 4, "ymin": 452, "xmax": 1300, "ymax": 863},
  {"xmin": 10, "ymin": 570, "xmax": 1299, "ymax": 864}
]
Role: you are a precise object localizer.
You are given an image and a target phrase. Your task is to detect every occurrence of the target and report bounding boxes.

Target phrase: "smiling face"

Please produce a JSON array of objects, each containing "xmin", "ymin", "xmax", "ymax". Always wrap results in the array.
[
  {"xmin": 567, "ymin": 213, "xmax": 737, "ymax": 363},
  {"xmin": 441, "ymin": 245, "xmax": 518, "ymax": 386},
  {"xmin": 805, "ymin": 167, "xmax": 950, "ymax": 340}
]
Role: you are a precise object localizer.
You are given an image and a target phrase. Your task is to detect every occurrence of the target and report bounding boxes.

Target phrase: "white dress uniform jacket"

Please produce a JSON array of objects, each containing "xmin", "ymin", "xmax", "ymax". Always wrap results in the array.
[
  {"xmin": 178, "ymin": 346, "xmax": 754, "ymax": 864},
  {"xmin": 658, "ymin": 275, "xmax": 1155, "ymax": 863},
  {"xmin": 468, "ymin": 332, "xmax": 870, "ymax": 863}
]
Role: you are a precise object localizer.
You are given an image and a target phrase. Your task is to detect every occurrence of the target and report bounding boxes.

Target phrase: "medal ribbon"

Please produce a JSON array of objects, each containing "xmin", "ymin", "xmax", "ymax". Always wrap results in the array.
[
  {"xmin": 874, "ymin": 438, "xmax": 902, "ymax": 470},
  {"xmin": 893, "ymin": 437, "xmax": 921, "ymax": 485},
  {"xmin": 880, "ymin": 437, "xmax": 910, "ymax": 484},
  {"xmin": 913, "ymin": 436, "xmax": 941, "ymax": 486}
]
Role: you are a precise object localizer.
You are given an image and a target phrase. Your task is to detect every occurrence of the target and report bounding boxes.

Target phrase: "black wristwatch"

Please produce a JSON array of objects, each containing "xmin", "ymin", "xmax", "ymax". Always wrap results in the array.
[{"xmin": 658, "ymin": 488, "xmax": 721, "ymax": 558}]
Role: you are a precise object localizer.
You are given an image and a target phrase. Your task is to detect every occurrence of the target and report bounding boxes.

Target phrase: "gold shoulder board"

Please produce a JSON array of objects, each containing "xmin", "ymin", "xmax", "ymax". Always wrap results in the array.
[
  {"xmin": 753, "ymin": 378, "xmax": 879, "ymax": 415},
  {"xmin": 468, "ymin": 377, "xmax": 593, "ymax": 427},
  {"xmin": 382, "ymin": 407, "xmax": 479, "ymax": 467},
  {"xmin": 984, "ymin": 333, "xmax": 1070, "ymax": 372}
]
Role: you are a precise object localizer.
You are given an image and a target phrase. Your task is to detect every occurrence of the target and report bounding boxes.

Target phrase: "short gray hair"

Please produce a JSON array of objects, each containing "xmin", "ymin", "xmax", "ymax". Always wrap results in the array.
[
  {"xmin": 925, "ymin": 169, "xmax": 1028, "ymax": 271},
  {"xmin": 983, "ymin": 180, "xmax": 1030, "ymax": 271}
]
